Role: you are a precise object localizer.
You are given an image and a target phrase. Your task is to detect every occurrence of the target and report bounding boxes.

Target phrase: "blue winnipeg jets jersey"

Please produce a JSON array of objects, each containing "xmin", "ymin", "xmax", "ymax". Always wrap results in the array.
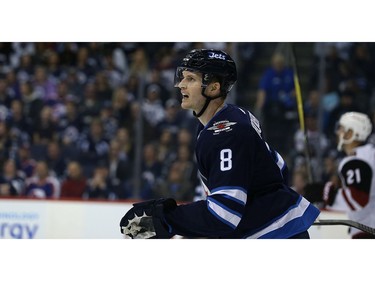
[{"xmin": 165, "ymin": 104, "xmax": 320, "ymax": 238}]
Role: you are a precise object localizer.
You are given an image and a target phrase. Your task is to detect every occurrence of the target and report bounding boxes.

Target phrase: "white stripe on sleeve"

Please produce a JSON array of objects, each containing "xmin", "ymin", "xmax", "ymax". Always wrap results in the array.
[{"xmin": 207, "ymin": 198, "xmax": 242, "ymax": 228}]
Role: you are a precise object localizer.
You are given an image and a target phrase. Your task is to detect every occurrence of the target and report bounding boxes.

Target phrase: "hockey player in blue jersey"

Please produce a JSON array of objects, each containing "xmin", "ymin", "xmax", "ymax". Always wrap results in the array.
[{"xmin": 120, "ymin": 48, "xmax": 320, "ymax": 239}]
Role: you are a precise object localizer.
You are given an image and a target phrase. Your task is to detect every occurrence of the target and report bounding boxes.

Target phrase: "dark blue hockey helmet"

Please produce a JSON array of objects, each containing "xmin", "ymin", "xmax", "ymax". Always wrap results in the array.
[{"xmin": 174, "ymin": 49, "xmax": 237, "ymax": 94}]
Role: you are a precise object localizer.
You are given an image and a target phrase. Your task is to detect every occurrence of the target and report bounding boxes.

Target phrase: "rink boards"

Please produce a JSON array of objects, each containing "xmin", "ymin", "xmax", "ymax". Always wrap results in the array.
[{"xmin": 0, "ymin": 198, "xmax": 350, "ymax": 239}]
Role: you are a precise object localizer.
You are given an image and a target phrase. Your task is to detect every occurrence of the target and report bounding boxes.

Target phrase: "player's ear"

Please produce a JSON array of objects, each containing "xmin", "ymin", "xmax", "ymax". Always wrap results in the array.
[
  {"xmin": 345, "ymin": 129, "xmax": 354, "ymax": 140},
  {"xmin": 208, "ymin": 82, "xmax": 221, "ymax": 95}
]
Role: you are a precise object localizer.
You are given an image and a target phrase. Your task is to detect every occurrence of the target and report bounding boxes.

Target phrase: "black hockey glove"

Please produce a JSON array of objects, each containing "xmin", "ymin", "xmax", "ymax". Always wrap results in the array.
[{"xmin": 120, "ymin": 198, "xmax": 177, "ymax": 239}]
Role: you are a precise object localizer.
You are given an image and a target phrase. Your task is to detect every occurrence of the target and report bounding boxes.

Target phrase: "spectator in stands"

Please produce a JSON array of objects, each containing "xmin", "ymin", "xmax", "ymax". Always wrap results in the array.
[
  {"xmin": 14, "ymin": 53, "xmax": 34, "ymax": 82},
  {"xmin": 140, "ymin": 142, "xmax": 163, "ymax": 200},
  {"xmin": 45, "ymin": 141, "xmax": 67, "ymax": 180},
  {"xmin": 348, "ymin": 43, "xmax": 374, "ymax": 96},
  {"xmin": 82, "ymin": 163, "xmax": 115, "ymax": 200},
  {"xmin": 0, "ymin": 158, "xmax": 26, "ymax": 196},
  {"xmin": 79, "ymin": 82, "xmax": 101, "ymax": 130},
  {"xmin": 110, "ymin": 43, "xmax": 129, "ymax": 76},
  {"xmin": 0, "ymin": 43, "xmax": 12, "ymax": 70},
  {"xmin": 60, "ymin": 161, "xmax": 87, "ymax": 199},
  {"xmin": 50, "ymin": 80, "xmax": 71, "ymax": 120},
  {"xmin": 75, "ymin": 46, "xmax": 97, "ymax": 84},
  {"xmin": 58, "ymin": 43, "xmax": 78, "ymax": 67},
  {"xmin": 304, "ymin": 89, "xmax": 321, "ymax": 118},
  {"xmin": 111, "ymin": 86, "xmax": 134, "ymax": 129},
  {"xmin": 129, "ymin": 47, "xmax": 149, "ymax": 78},
  {"xmin": 7, "ymin": 99, "xmax": 30, "ymax": 139},
  {"xmin": 338, "ymin": 74, "xmax": 370, "ymax": 115},
  {"xmin": 235, "ymin": 43, "xmax": 257, "ymax": 106},
  {"xmin": 0, "ymin": 120, "xmax": 16, "ymax": 164},
  {"xmin": 126, "ymin": 74, "xmax": 140, "ymax": 98},
  {"xmin": 101, "ymin": 52, "xmax": 124, "ymax": 90},
  {"xmin": 57, "ymin": 97, "xmax": 83, "ymax": 158},
  {"xmin": 142, "ymin": 83, "xmax": 166, "ymax": 128},
  {"xmin": 32, "ymin": 105, "xmax": 59, "ymax": 145},
  {"xmin": 255, "ymin": 52, "xmax": 297, "ymax": 158},
  {"xmin": 45, "ymin": 49, "xmax": 63, "ymax": 81},
  {"xmin": 32, "ymin": 65, "xmax": 57, "ymax": 104},
  {"xmin": 15, "ymin": 143, "xmax": 36, "ymax": 178},
  {"xmin": 77, "ymin": 117, "xmax": 110, "ymax": 177},
  {"xmin": 114, "ymin": 127, "xmax": 134, "ymax": 163},
  {"xmin": 62, "ymin": 67, "xmax": 85, "ymax": 99},
  {"xmin": 155, "ymin": 161, "xmax": 193, "ymax": 202},
  {"xmin": 151, "ymin": 50, "xmax": 177, "ymax": 96},
  {"xmin": 99, "ymin": 102, "xmax": 118, "ymax": 141},
  {"xmin": 19, "ymin": 80, "xmax": 44, "ymax": 129},
  {"xmin": 0, "ymin": 75, "xmax": 16, "ymax": 108},
  {"xmin": 157, "ymin": 128, "xmax": 177, "ymax": 173},
  {"xmin": 94, "ymin": 71, "xmax": 113, "ymax": 104},
  {"xmin": 24, "ymin": 160, "xmax": 60, "ymax": 198},
  {"xmin": 292, "ymin": 112, "xmax": 329, "ymax": 182},
  {"xmin": 176, "ymin": 127, "xmax": 195, "ymax": 153},
  {"xmin": 145, "ymin": 68, "xmax": 172, "ymax": 106},
  {"xmin": 106, "ymin": 139, "xmax": 133, "ymax": 199},
  {"xmin": 5, "ymin": 69, "xmax": 21, "ymax": 100},
  {"xmin": 86, "ymin": 43, "xmax": 105, "ymax": 71},
  {"xmin": 5, "ymin": 100, "xmax": 31, "ymax": 159},
  {"xmin": 175, "ymin": 144, "xmax": 196, "ymax": 181},
  {"xmin": 157, "ymin": 98, "xmax": 186, "ymax": 136},
  {"xmin": 311, "ymin": 43, "xmax": 353, "ymax": 90},
  {"xmin": 320, "ymin": 76, "xmax": 340, "ymax": 135}
]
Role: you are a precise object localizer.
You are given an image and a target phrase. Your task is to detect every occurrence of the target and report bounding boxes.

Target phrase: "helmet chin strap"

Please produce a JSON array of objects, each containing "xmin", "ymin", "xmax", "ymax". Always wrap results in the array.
[
  {"xmin": 193, "ymin": 88, "xmax": 211, "ymax": 117},
  {"xmin": 193, "ymin": 87, "xmax": 224, "ymax": 118}
]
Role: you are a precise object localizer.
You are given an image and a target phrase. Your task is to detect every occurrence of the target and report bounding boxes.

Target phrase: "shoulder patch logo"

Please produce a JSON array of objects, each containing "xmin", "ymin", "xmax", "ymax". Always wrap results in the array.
[{"xmin": 207, "ymin": 120, "xmax": 237, "ymax": 135}]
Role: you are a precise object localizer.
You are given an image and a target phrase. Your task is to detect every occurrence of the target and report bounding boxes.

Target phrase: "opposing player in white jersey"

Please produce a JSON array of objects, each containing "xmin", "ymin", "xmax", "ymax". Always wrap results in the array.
[{"xmin": 323, "ymin": 111, "xmax": 375, "ymax": 238}]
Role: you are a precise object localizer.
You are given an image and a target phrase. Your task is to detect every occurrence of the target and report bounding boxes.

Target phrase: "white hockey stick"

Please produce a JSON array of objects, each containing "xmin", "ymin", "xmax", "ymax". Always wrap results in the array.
[{"xmin": 313, "ymin": 219, "xmax": 375, "ymax": 236}]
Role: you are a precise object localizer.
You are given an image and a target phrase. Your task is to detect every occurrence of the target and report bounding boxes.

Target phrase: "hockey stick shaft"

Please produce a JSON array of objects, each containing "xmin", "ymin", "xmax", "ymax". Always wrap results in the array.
[
  {"xmin": 313, "ymin": 219, "xmax": 375, "ymax": 235},
  {"xmin": 288, "ymin": 43, "xmax": 314, "ymax": 183}
]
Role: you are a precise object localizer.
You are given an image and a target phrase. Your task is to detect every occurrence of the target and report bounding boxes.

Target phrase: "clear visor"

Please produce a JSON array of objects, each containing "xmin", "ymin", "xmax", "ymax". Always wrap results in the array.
[{"xmin": 174, "ymin": 67, "xmax": 205, "ymax": 88}]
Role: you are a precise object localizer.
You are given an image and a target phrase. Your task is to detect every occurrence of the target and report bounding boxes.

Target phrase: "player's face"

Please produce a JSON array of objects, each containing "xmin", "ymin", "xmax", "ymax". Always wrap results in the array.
[
  {"xmin": 335, "ymin": 125, "xmax": 354, "ymax": 151},
  {"xmin": 335, "ymin": 125, "xmax": 353, "ymax": 139},
  {"xmin": 177, "ymin": 70, "xmax": 206, "ymax": 111}
]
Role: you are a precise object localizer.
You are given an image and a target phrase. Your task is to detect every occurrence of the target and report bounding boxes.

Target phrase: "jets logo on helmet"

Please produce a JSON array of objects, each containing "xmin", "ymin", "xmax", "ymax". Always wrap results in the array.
[{"xmin": 208, "ymin": 52, "xmax": 227, "ymax": 60}]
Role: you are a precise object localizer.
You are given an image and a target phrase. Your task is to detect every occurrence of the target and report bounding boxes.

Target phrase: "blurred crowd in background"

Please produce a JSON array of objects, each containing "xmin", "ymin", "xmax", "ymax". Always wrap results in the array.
[{"xmin": 0, "ymin": 42, "xmax": 374, "ymax": 202}]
